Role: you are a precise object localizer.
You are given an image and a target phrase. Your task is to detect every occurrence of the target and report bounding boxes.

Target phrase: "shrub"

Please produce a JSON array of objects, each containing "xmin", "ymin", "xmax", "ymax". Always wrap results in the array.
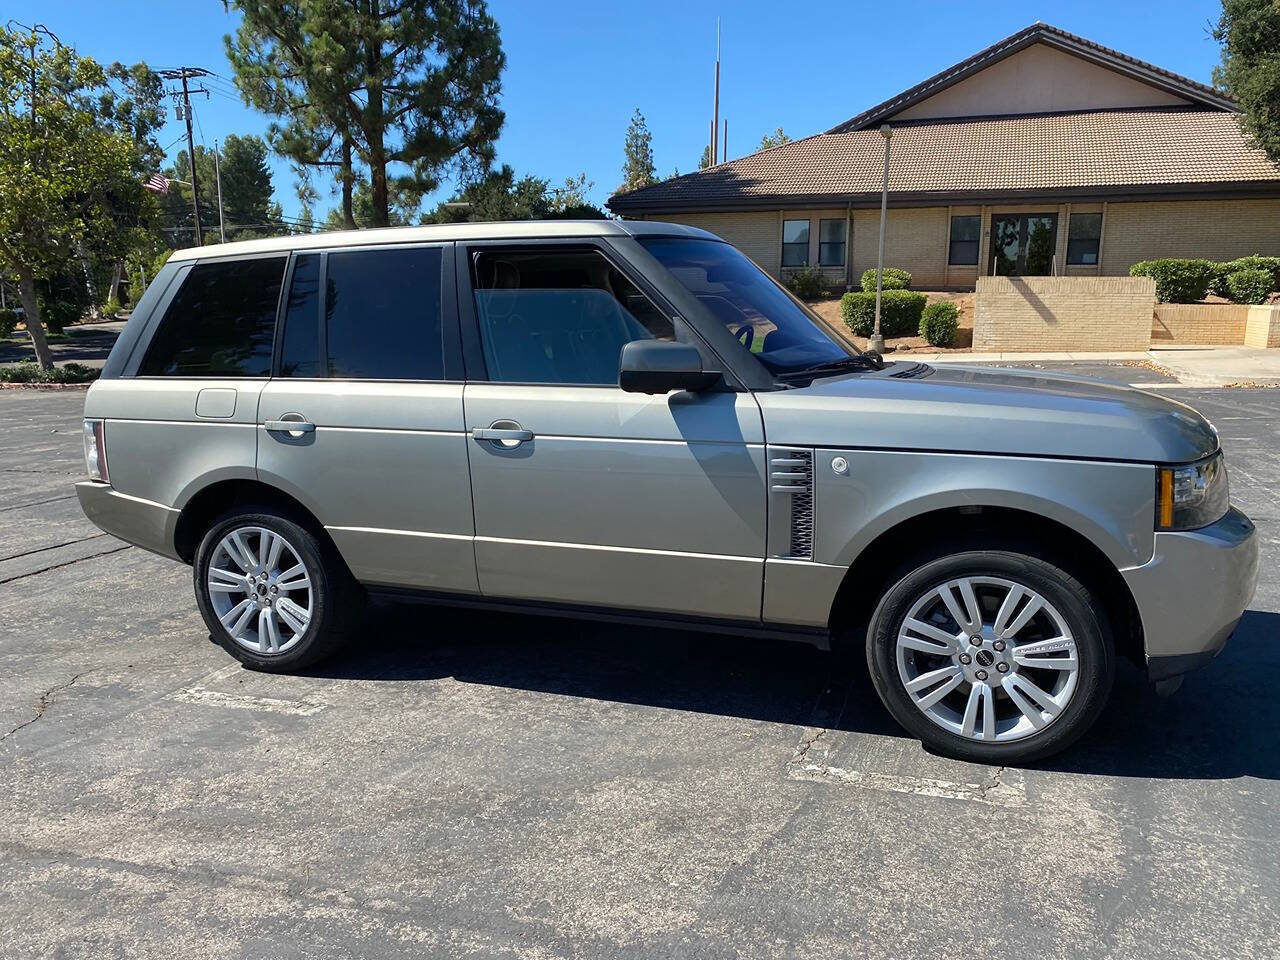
[
  {"xmin": 102, "ymin": 297, "xmax": 121, "ymax": 318},
  {"xmin": 0, "ymin": 308, "xmax": 16, "ymax": 338},
  {"xmin": 786, "ymin": 265, "xmax": 828, "ymax": 300},
  {"xmin": 840, "ymin": 289, "xmax": 927, "ymax": 338},
  {"xmin": 1129, "ymin": 258, "xmax": 1215, "ymax": 303},
  {"xmin": 0, "ymin": 363, "xmax": 99, "ymax": 384},
  {"xmin": 39, "ymin": 301, "xmax": 82, "ymax": 335},
  {"xmin": 919, "ymin": 301, "xmax": 959, "ymax": 347},
  {"xmin": 1210, "ymin": 255, "xmax": 1280, "ymax": 297},
  {"xmin": 1224, "ymin": 268, "xmax": 1274, "ymax": 305},
  {"xmin": 859, "ymin": 267, "xmax": 911, "ymax": 292}
]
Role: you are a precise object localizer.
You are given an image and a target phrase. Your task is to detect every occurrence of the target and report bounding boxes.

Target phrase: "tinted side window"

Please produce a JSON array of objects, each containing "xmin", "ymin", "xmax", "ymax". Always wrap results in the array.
[
  {"xmin": 279, "ymin": 253, "xmax": 321, "ymax": 377},
  {"xmin": 325, "ymin": 247, "xmax": 444, "ymax": 380},
  {"xmin": 471, "ymin": 248, "xmax": 674, "ymax": 385},
  {"xmin": 139, "ymin": 257, "xmax": 285, "ymax": 377}
]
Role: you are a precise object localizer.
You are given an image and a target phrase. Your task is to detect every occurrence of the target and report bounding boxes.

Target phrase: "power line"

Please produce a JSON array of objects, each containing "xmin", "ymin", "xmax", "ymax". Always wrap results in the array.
[{"xmin": 158, "ymin": 67, "xmax": 212, "ymax": 246}]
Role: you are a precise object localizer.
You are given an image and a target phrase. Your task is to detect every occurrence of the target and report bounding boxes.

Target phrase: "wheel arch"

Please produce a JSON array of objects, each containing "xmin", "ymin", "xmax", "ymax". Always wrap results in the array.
[
  {"xmin": 826, "ymin": 504, "xmax": 1144, "ymax": 666},
  {"xmin": 173, "ymin": 476, "xmax": 340, "ymax": 567}
]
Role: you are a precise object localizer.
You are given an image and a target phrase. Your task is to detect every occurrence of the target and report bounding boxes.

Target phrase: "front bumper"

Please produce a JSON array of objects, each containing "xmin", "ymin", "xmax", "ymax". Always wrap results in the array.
[
  {"xmin": 76, "ymin": 481, "xmax": 181, "ymax": 561},
  {"xmin": 1121, "ymin": 506, "xmax": 1259, "ymax": 680}
]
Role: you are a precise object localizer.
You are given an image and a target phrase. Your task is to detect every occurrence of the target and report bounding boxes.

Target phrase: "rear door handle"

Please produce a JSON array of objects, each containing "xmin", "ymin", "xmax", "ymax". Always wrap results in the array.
[{"xmin": 264, "ymin": 418, "xmax": 315, "ymax": 433}]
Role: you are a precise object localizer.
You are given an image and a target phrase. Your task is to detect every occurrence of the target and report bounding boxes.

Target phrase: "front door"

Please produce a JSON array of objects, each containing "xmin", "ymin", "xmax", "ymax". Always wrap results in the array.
[
  {"xmin": 990, "ymin": 213, "xmax": 1058, "ymax": 276},
  {"xmin": 257, "ymin": 243, "xmax": 478, "ymax": 594},
  {"xmin": 458, "ymin": 242, "xmax": 768, "ymax": 622}
]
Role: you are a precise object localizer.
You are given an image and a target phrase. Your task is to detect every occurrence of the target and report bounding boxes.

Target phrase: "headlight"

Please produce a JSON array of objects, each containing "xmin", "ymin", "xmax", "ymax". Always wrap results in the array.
[
  {"xmin": 1157, "ymin": 452, "xmax": 1227, "ymax": 531},
  {"xmin": 83, "ymin": 419, "xmax": 109, "ymax": 483}
]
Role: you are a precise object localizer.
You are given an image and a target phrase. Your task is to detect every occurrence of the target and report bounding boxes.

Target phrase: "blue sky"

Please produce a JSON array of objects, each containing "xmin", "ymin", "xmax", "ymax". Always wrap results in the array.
[{"xmin": 21, "ymin": 0, "xmax": 1227, "ymax": 221}]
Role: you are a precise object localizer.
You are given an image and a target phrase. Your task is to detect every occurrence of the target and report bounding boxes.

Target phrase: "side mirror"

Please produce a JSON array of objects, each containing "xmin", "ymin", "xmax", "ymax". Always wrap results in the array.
[{"xmin": 619, "ymin": 340, "xmax": 721, "ymax": 395}]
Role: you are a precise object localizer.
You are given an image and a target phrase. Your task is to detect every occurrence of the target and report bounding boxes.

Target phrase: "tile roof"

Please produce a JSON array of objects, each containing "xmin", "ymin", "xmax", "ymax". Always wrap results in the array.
[
  {"xmin": 828, "ymin": 23, "xmax": 1235, "ymax": 133},
  {"xmin": 608, "ymin": 110, "xmax": 1280, "ymax": 212}
]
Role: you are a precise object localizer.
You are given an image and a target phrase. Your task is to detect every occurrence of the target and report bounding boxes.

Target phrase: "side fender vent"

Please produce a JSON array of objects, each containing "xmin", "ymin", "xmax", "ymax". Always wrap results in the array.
[{"xmin": 771, "ymin": 448, "xmax": 814, "ymax": 560}]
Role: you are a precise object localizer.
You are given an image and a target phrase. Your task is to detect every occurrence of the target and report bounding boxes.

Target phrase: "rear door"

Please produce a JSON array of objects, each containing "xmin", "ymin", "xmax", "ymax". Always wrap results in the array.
[
  {"xmin": 257, "ymin": 242, "xmax": 477, "ymax": 593},
  {"xmin": 458, "ymin": 241, "xmax": 768, "ymax": 621}
]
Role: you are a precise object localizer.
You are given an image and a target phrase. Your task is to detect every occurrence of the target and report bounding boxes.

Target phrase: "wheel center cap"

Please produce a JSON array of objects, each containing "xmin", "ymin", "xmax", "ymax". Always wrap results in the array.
[{"xmin": 976, "ymin": 649, "xmax": 995, "ymax": 667}]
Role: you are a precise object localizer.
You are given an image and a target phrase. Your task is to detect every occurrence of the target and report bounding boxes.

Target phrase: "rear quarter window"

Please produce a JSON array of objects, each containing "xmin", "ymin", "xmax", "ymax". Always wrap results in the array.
[{"xmin": 139, "ymin": 257, "xmax": 286, "ymax": 377}]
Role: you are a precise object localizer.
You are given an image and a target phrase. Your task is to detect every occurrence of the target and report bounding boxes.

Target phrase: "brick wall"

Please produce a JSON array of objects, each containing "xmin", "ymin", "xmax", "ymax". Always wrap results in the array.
[
  {"xmin": 974, "ymin": 276, "xmax": 1155, "ymax": 352},
  {"xmin": 1101, "ymin": 199, "xmax": 1280, "ymax": 275},
  {"xmin": 1153, "ymin": 304, "xmax": 1249, "ymax": 344},
  {"xmin": 853, "ymin": 207, "xmax": 950, "ymax": 288},
  {"xmin": 641, "ymin": 210, "xmax": 782, "ymax": 274},
  {"xmin": 1245, "ymin": 305, "xmax": 1280, "ymax": 348}
]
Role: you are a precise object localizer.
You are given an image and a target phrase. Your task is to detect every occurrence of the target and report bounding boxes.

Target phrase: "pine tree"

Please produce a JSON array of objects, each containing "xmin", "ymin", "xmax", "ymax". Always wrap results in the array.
[{"xmin": 619, "ymin": 109, "xmax": 657, "ymax": 193}]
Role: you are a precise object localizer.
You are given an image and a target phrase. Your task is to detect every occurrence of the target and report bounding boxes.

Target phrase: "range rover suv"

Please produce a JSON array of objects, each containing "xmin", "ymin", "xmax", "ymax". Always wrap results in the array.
[{"xmin": 77, "ymin": 220, "xmax": 1258, "ymax": 763}]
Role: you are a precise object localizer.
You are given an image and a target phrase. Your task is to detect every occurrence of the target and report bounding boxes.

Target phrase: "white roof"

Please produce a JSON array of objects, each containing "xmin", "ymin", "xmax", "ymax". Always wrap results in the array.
[{"xmin": 166, "ymin": 219, "xmax": 718, "ymax": 262}]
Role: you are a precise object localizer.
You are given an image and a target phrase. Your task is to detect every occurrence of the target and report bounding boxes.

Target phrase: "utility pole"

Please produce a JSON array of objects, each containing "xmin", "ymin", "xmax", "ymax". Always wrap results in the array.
[
  {"xmin": 723, "ymin": 119, "xmax": 728, "ymax": 164},
  {"xmin": 711, "ymin": 19, "xmax": 721, "ymax": 166},
  {"xmin": 214, "ymin": 139, "xmax": 226, "ymax": 243},
  {"xmin": 158, "ymin": 67, "xmax": 211, "ymax": 246}
]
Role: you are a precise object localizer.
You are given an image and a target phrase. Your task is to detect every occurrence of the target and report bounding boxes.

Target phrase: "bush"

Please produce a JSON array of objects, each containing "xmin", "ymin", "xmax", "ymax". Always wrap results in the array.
[
  {"xmin": 1210, "ymin": 255, "xmax": 1280, "ymax": 298},
  {"xmin": 1224, "ymin": 268, "xmax": 1274, "ymax": 305},
  {"xmin": 860, "ymin": 267, "xmax": 911, "ymax": 292},
  {"xmin": 919, "ymin": 301, "xmax": 959, "ymax": 347},
  {"xmin": 102, "ymin": 298, "xmax": 122, "ymax": 318},
  {"xmin": 786, "ymin": 265, "xmax": 828, "ymax": 300},
  {"xmin": 840, "ymin": 290, "xmax": 927, "ymax": 338},
  {"xmin": 0, "ymin": 363, "xmax": 99, "ymax": 384},
  {"xmin": 0, "ymin": 308, "xmax": 16, "ymax": 338},
  {"xmin": 1129, "ymin": 258, "xmax": 1215, "ymax": 303},
  {"xmin": 39, "ymin": 301, "xmax": 82, "ymax": 336}
]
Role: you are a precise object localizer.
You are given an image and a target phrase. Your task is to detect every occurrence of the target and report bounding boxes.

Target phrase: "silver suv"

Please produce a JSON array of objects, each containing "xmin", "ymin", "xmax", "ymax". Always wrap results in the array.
[{"xmin": 78, "ymin": 221, "xmax": 1258, "ymax": 763}]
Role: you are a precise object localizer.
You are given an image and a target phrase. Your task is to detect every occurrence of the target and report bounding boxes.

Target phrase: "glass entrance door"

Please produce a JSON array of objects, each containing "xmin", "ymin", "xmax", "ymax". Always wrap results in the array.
[{"xmin": 989, "ymin": 214, "xmax": 1058, "ymax": 276}]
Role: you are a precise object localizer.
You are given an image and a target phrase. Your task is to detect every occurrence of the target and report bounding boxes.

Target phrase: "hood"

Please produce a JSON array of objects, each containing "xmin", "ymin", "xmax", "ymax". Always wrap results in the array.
[{"xmin": 756, "ymin": 363, "xmax": 1218, "ymax": 464}]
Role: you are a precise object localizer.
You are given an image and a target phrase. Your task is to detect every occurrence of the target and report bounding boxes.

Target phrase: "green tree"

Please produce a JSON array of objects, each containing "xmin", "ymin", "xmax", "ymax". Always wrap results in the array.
[
  {"xmin": 0, "ymin": 28, "xmax": 148, "ymax": 369},
  {"xmin": 759, "ymin": 127, "xmax": 790, "ymax": 150},
  {"xmin": 699, "ymin": 144, "xmax": 711, "ymax": 169},
  {"xmin": 424, "ymin": 165, "xmax": 549, "ymax": 222},
  {"xmin": 619, "ymin": 109, "xmax": 656, "ymax": 193},
  {"xmin": 226, "ymin": 0, "xmax": 506, "ymax": 228},
  {"xmin": 1214, "ymin": 0, "xmax": 1280, "ymax": 162}
]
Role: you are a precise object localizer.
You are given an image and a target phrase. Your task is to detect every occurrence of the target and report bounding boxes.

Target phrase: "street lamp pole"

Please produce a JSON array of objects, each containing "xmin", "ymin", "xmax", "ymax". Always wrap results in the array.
[{"xmin": 870, "ymin": 124, "xmax": 892, "ymax": 354}]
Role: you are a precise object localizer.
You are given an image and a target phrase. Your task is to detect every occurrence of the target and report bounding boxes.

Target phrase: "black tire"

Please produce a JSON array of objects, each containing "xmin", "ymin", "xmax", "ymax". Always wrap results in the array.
[
  {"xmin": 866, "ymin": 545, "xmax": 1114, "ymax": 764},
  {"xmin": 194, "ymin": 508, "xmax": 362, "ymax": 672}
]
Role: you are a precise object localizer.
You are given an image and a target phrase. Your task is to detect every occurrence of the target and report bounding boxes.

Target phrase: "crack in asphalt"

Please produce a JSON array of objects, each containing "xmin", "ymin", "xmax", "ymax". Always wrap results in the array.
[
  {"xmin": 0, "ymin": 543, "xmax": 131, "ymax": 585},
  {"xmin": 0, "ymin": 532, "xmax": 108, "ymax": 563},
  {"xmin": 0, "ymin": 493, "xmax": 77, "ymax": 514},
  {"xmin": 975, "ymin": 765, "xmax": 1008, "ymax": 800},
  {"xmin": 0, "ymin": 673, "xmax": 84, "ymax": 744}
]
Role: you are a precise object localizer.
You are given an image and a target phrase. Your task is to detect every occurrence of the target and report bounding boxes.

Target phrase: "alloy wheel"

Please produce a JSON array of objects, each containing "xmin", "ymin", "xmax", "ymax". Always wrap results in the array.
[
  {"xmin": 207, "ymin": 526, "xmax": 314, "ymax": 655},
  {"xmin": 895, "ymin": 576, "xmax": 1080, "ymax": 743}
]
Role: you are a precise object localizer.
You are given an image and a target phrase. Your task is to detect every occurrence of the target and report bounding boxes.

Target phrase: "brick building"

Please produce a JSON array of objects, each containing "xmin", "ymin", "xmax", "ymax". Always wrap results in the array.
[{"xmin": 608, "ymin": 23, "xmax": 1280, "ymax": 290}]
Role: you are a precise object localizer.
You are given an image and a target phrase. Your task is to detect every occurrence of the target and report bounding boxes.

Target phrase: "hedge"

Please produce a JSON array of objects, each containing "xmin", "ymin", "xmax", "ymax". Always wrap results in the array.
[
  {"xmin": 0, "ymin": 362, "xmax": 99, "ymax": 384},
  {"xmin": 859, "ymin": 267, "xmax": 911, "ymax": 292},
  {"xmin": 919, "ymin": 301, "xmax": 959, "ymax": 347},
  {"xmin": 840, "ymin": 290, "xmax": 927, "ymax": 338},
  {"xmin": 1210, "ymin": 255, "xmax": 1280, "ymax": 300},
  {"xmin": 786, "ymin": 265, "xmax": 828, "ymax": 300},
  {"xmin": 1128, "ymin": 259, "xmax": 1215, "ymax": 303},
  {"xmin": 1224, "ymin": 268, "xmax": 1273, "ymax": 305}
]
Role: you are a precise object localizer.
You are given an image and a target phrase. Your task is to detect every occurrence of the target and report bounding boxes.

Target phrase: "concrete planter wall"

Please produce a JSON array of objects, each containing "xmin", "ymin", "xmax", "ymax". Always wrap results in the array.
[
  {"xmin": 1153, "ymin": 304, "xmax": 1250, "ymax": 344},
  {"xmin": 974, "ymin": 276, "xmax": 1156, "ymax": 352},
  {"xmin": 1244, "ymin": 305, "xmax": 1280, "ymax": 348}
]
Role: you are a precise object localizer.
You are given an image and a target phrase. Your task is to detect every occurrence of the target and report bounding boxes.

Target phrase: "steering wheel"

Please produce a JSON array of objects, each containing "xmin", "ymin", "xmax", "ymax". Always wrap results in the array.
[{"xmin": 734, "ymin": 324, "xmax": 755, "ymax": 351}]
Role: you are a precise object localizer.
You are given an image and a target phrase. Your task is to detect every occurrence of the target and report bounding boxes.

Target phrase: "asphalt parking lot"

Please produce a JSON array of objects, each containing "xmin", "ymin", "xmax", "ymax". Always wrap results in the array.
[{"xmin": 2, "ymin": 376, "xmax": 1277, "ymax": 959}]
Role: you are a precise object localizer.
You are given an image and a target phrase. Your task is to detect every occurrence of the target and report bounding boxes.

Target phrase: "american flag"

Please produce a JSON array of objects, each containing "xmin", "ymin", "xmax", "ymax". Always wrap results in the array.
[{"xmin": 143, "ymin": 174, "xmax": 169, "ymax": 194}]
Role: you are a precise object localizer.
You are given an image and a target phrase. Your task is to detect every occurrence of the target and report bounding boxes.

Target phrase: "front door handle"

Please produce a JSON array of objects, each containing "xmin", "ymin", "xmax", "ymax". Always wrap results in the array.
[{"xmin": 472, "ymin": 420, "xmax": 533, "ymax": 448}]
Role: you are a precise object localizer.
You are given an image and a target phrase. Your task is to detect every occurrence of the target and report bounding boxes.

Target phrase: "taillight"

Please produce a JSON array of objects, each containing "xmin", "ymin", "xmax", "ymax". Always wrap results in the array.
[{"xmin": 83, "ymin": 419, "xmax": 109, "ymax": 483}]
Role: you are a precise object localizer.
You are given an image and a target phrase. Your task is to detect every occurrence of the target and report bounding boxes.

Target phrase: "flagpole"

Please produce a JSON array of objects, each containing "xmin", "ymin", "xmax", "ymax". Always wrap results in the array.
[{"xmin": 214, "ymin": 140, "xmax": 226, "ymax": 243}]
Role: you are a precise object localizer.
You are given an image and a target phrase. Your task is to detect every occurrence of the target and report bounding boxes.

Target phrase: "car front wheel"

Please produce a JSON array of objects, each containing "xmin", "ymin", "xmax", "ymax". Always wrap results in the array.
[{"xmin": 866, "ymin": 547, "xmax": 1114, "ymax": 764}]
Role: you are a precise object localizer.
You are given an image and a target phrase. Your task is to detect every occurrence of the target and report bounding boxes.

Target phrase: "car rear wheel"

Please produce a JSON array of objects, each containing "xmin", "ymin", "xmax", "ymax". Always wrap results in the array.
[
  {"xmin": 866, "ymin": 547, "xmax": 1113, "ymax": 764},
  {"xmin": 194, "ymin": 510, "xmax": 359, "ymax": 672}
]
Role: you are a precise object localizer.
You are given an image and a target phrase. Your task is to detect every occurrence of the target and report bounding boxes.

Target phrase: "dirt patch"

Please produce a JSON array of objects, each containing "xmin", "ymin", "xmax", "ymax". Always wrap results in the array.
[{"xmin": 808, "ymin": 292, "xmax": 974, "ymax": 354}]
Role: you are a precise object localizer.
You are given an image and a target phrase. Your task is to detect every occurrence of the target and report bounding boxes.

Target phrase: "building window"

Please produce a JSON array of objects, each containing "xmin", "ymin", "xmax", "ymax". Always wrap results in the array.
[
  {"xmin": 1066, "ymin": 213, "xmax": 1103, "ymax": 265},
  {"xmin": 818, "ymin": 219, "xmax": 846, "ymax": 266},
  {"xmin": 948, "ymin": 215, "xmax": 980, "ymax": 266},
  {"xmin": 781, "ymin": 219, "xmax": 810, "ymax": 267}
]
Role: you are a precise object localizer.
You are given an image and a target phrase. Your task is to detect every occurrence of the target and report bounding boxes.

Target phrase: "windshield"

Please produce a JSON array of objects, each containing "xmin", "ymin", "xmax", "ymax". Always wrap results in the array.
[{"xmin": 637, "ymin": 237, "xmax": 855, "ymax": 375}]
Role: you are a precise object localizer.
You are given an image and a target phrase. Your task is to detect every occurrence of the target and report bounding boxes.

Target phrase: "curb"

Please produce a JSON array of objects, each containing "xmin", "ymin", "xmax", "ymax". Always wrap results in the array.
[{"xmin": 0, "ymin": 382, "xmax": 94, "ymax": 391}]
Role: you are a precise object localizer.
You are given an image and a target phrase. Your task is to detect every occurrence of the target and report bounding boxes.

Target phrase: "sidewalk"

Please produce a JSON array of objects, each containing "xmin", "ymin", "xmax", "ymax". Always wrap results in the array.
[{"xmin": 922, "ymin": 345, "xmax": 1280, "ymax": 388}]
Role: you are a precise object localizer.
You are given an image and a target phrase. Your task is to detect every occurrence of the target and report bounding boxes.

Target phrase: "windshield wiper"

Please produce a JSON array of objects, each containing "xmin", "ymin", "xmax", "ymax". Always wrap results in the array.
[{"xmin": 777, "ymin": 354, "xmax": 884, "ymax": 381}]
